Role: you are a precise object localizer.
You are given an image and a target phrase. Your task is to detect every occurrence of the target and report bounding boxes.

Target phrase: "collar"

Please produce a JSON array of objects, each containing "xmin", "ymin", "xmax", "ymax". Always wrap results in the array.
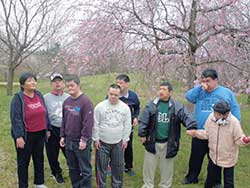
[
  {"xmin": 120, "ymin": 91, "xmax": 129, "ymax": 98},
  {"xmin": 211, "ymin": 112, "xmax": 231, "ymax": 126},
  {"xmin": 51, "ymin": 90, "xmax": 64, "ymax": 96},
  {"xmin": 153, "ymin": 97, "xmax": 172, "ymax": 107}
]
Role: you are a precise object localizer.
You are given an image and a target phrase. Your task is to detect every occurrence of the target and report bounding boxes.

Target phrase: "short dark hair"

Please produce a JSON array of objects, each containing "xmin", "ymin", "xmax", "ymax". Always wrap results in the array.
[
  {"xmin": 64, "ymin": 74, "xmax": 80, "ymax": 85},
  {"xmin": 116, "ymin": 74, "xmax": 130, "ymax": 82},
  {"xmin": 109, "ymin": 83, "xmax": 121, "ymax": 90},
  {"xmin": 201, "ymin": 69, "xmax": 218, "ymax": 80},
  {"xmin": 160, "ymin": 81, "xmax": 173, "ymax": 91},
  {"xmin": 19, "ymin": 72, "xmax": 37, "ymax": 91}
]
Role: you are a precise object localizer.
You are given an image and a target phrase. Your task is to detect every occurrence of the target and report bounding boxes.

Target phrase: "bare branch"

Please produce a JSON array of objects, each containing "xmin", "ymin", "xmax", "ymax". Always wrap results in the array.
[{"xmin": 198, "ymin": 1, "xmax": 235, "ymax": 13}]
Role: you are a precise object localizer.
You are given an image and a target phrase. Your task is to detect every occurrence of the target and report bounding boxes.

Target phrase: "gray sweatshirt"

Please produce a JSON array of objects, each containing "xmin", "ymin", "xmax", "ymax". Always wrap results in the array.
[
  {"xmin": 93, "ymin": 99, "xmax": 132, "ymax": 144},
  {"xmin": 44, "ymin": 92, "xmax": 69, "ymax": 128}
]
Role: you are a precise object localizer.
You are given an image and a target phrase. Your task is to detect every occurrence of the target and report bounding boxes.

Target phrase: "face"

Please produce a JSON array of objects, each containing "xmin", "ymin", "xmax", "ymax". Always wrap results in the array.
[
  {"xmin": 108, "ymin": 87, "xmax": 121, "ymax": 104},
  {"xmin": 65, "ymin": 80, "xmax": 80, "ymax": 97},
  {"xmin": 159, "ymin": 86, "xmax": 171, "ymax": 101},
  {"xmin": 213, "ymin": 111, "xmax": 228, "ymax": 120},
  {"xmin": 201, "ymin": 77, "xmax": 218, "ymax": 92},
  {"xmin": 213, "ymin": 111, "xmax": 223, "ymax": 120},
  {"xmin": 51, "ymin": 78, "xmax": 64, "ymax": 92},
  {"xmin": 116, "ymin": 79, "xmax": 129, "ymax": 93},
  {"xmin": 22, "ymin": 77, "xmax": 37, "ymax": 92}
]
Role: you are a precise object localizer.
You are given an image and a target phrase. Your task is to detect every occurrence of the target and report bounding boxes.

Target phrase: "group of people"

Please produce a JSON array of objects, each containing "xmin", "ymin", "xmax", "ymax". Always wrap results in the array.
[
  {"xmin": 10, "ymin": 69, "xmax": 250, "ymax": 188},
  {"xmin": 10, "ymin": 73, "xmax": 139, "ymax": 188}
]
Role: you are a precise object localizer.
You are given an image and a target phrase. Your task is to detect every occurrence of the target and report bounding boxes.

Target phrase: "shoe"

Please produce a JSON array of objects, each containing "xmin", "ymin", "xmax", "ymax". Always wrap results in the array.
[
  {"xmin": 52, "ymin": 173, "xmax": 65, "ymax": 184},
  {"xmin": 182, "ymin": 177, "xmax": 198, "ymax": 184},
  {"xmin": 125, "ymin": 168, "xmax": 136, "ymax": 176},
  {"xmin": 127, "ymin": 170, "xmax": 136, "ymax": 176},
  {"xmin": 212, "ymin": 184, "xmax": 222, "ymax": 188},
  {"xmin": 34, "ymin": 184, "xmax": 48, "ymax": 188}
]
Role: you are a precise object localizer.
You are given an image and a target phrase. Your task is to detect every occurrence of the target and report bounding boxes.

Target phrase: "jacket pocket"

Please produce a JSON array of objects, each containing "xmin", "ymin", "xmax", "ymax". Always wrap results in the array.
[{"xmin": 143, "ymin": 140, "xmax": 156, "ymax": 154}]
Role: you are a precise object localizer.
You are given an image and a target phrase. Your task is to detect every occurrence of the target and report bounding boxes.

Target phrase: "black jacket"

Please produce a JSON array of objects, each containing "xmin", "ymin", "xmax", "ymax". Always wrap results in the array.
[
  {"xmin": 138, "ymin": 97, "xmax": 197, "ymax": 158},
  {"xmin": 10, "ymin": 90, "xmax": 51, "ymax": 140}
]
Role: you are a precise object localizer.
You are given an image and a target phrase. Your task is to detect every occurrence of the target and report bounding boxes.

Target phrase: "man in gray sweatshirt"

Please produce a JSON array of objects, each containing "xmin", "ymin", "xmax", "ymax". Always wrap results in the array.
[
  {"xmin": 44, "ymin": 73, "xmax": 69, "ymax": 184},
  {"xmin": 93, "ymin": 84, "xmax": 131, "ymax": 188}
]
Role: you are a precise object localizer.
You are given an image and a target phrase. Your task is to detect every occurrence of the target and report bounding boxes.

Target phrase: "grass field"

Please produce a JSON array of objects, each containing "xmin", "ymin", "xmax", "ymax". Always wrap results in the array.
[{"xmin": 0, "ymin": 73, "xmax": 250, "ymax": 188}]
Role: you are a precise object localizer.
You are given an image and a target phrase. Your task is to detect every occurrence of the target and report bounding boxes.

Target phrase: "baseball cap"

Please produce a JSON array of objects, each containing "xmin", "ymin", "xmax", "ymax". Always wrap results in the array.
[{"xmin": 50, "ymin": 73, "xmax": 63, "ymax": 81}]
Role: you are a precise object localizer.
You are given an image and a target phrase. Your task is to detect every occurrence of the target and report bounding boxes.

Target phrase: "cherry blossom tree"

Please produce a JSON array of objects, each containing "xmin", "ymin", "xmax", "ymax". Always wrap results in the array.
[
  {"xmin": 0, "ymin": 0, "xmax": 80, "ymax": 95},
  {"xmin": 54, "ymin": 15, "xmax": 127, "ymax": 76},
  {"xmin": 89, "ymin": 0, "xmax": 250, "ymax": 90}
]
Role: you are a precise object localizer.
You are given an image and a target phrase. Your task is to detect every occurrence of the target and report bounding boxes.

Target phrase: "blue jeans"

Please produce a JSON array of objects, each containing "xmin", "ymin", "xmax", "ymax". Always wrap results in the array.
[{"xmin": 65, "ymin": 139, "xmax": 92, "ymax": 188}]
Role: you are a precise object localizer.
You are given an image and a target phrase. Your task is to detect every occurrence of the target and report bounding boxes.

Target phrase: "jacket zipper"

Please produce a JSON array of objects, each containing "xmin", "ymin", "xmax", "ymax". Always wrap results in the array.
[{"xmin": 215, "ymin": 125, "xmax": 221, "ymax": 165}]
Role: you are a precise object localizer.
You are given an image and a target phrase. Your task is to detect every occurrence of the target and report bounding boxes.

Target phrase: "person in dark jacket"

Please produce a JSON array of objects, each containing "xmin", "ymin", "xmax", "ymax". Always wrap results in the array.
[
  {"xmin": 10, "ymin": 72, "xmax": 51, "ymax": 188},
  {"xmin": 116, "ymin": 74, "xmax": 140, "ymax": 176},
  {"xmin": 138, "ymin": 81, "xmax": 197, "ymax": 188}
]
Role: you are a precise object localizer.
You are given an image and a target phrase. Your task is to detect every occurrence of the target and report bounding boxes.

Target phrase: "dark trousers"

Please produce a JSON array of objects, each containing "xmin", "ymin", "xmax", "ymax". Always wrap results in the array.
[
  {"xmin": 45, "ymin": 126, "xmax": 66, "ymax": 176},
  {"xmin": 95, "ymin": 141, "xmax": 124, "ymax": 188},
  {"xmin": 185, "ymin": 138, "xmax": 209, "ymax": 182},
  {"xmin": 124, "ymin": 131, "xmax": 133, "ymax": 170},
  {"xmin": 65, "ymin": 139, "xmax": 92, "ymax": 188},
  {"xmin": 16, "ymin": 130, "xmax": 45, "ymax": 188},
  {"xmin": 205, "ymin": 158, "xmax": 234, "ymax": 188}
]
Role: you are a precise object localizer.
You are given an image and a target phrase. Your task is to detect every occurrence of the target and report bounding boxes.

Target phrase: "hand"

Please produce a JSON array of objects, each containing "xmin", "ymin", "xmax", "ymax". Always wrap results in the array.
[
  {"xmin": 60, "ymin": 137, "xmax": 65, "ymax": 147},
  {"xmin": 122, "ymin": 141, "xmax": 127, "ymax": 151},
  {"xmin": 94, "ymin": 140, "xmax": 101, "ymax": 150},
  {"xmin": 140, "ymin": 137, "xmax": 146, "ymax": 144},
  {"xmin": 79, "ymin": 139, "xmax": 86, "ymax": 150},
  {"xmin": 16, "ymin": 137, "xmax": 25, "ymax": 148},
  {"xmin": 242, "ymin": 136, "xmax": 250, "ymax": 144},
  {"xmin": 132, "ymin": 118, "xmax": 138, "ymax": 127},
  {"xmin": 186, "ymin": 130, "xmax": 196, "ymax": 137},
  {"xmin": 201, "ymin": 82, "xmax": 208, "ymax": 90}
]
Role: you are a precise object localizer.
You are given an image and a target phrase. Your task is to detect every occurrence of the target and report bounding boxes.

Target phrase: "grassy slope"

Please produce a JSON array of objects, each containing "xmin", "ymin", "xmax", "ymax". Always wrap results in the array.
[{"xmin": 0, "ymin": 74, "xmax": 249, "ymax": 188}]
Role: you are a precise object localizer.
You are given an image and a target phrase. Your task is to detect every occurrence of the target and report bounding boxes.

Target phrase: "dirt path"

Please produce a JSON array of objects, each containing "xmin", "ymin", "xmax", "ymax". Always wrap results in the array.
[{"xmin": 0, "ymin": 82, "xmax": 19, "ymax": 86}]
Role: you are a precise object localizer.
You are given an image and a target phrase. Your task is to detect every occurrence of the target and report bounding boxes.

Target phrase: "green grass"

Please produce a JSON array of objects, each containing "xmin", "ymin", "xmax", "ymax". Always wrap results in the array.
[{"xmin": 0, "ymin": 74, "xmax": 250, "ymax": 188}]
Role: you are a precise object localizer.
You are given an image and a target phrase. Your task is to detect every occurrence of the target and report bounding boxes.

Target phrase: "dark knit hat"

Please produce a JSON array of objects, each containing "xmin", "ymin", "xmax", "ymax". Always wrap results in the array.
[{"xmin": 213, "ymin": 100, "xmax": 230, "ymax": 114}]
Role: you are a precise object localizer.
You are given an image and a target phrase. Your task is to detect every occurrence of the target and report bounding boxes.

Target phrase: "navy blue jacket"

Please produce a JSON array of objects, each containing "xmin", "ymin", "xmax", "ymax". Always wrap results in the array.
[
  {"xmin": 138, "ymin": 97, "xmax": 197, "ymax": 158},
  {"xmin": 119, "ymin": 90, "xmax": 140, "ymax": 122},
  {"xmin": 10, "ymin": 90, "xmax": 51, "ymax": 140}
]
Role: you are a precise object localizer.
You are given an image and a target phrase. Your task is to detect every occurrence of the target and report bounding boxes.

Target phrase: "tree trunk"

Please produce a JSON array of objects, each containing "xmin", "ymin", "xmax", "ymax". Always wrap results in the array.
[
  {"xmin": 7, "ymin": 67, "xmax": 15, "ymax": 96},
  {"xmin": 187, "ymin": 65, "xmax": 197, "ymax": 90},
  {"xmin": 185, "ymin": 51, "xmax": 197, "ymax": 90},
  {"xmin": 4, "ymin": 71, "xmax": 8, "ymax": 82},
  {"xmin": 185, "ymin": 52, "xmax": 197, "ymax": 111}
]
